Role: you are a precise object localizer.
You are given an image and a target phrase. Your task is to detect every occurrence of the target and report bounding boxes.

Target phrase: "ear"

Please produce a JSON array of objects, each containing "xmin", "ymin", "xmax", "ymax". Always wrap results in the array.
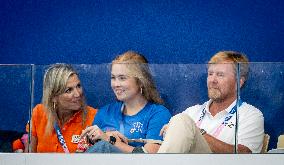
[
  {"xmin": 52, "ymin": 96, "xmax": 58, "ymax": 103},
  {"xmin": 239, "ymin": 77, "xmax": 245, "ymax": 88}
]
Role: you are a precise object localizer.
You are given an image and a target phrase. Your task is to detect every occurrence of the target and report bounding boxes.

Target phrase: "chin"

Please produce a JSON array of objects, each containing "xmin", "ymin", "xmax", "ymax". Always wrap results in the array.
[
  {"xmin": 209, "ymin": 94, "xmax": 222, "ymax": 101},
  {"xmin": 116, "ymin": 98, "xmax": 125, "ymax": 102},
  {"xmin": 211, "ymin": 98, "xmax": 224, "ymax": 103},
  {"xmin": 71, "ymin": 104, "xmax": 83, "ymax": 110}
]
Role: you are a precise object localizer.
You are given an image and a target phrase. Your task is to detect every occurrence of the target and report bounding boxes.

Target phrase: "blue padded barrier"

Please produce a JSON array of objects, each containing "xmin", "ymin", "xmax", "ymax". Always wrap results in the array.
[{"xmin": 0, "ymin": 63, "xmax": 283, "ymax": 151}]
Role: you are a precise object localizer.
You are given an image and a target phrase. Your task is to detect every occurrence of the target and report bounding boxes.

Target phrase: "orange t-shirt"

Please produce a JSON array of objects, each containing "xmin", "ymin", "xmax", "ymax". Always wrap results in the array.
[{"xmin": 31, "ymin": 104, "xmax": 97, "ymax": 153}]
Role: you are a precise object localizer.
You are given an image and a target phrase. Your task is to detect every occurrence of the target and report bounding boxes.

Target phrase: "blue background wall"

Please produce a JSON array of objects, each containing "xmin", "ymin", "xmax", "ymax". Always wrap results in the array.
[
  {"xmin": 0, "ymin": 0, "xmax": 284, "ymax": 151},
  {"xmin": 0, "ymin": 0, "xmax": 283, "ymax": 64}
]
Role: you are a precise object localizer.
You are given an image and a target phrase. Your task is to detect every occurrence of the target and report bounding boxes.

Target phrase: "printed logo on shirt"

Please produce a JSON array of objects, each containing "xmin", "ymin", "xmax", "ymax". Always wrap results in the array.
[
  {"xmin": 130, "ymin": 122, "xmax": 143, "ymax": 133},
  {"xmin": 226, "ymin": 122, "xmax": 235, "ymax": 128},
  {"xmin": 71, "ymin": 135, "xmax": 80, "ymax": 143}
]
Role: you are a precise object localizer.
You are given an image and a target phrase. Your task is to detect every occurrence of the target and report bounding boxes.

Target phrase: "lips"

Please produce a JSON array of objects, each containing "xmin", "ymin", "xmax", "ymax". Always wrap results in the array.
[
  {"xmin": 114, "ymin": 89, "xmax": 124, "ymax": 95},
  {"xmin": 208, "ymin": 85, "xmax": 220, "ymax": 90},
  {"xmin": 209, "ymin": 87, "xmax": 219, "ymax": 90},
  {"xmin": 72, "ymin": 99, "xmax": 81, "ymax": 104}
]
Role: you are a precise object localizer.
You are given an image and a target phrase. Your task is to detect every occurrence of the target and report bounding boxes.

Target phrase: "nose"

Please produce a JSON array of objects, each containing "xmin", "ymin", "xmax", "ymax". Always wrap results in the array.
[
  {"xmin": 111, "ymin": 78, "xmax": 120, "ymax": 88},
  {"xmin": 208, "ymin": 74, "xmax": 218, "ymax": 84},
  {"xmin": 73, "ymin": 88, "xmax": 81, "ymax": 97}
]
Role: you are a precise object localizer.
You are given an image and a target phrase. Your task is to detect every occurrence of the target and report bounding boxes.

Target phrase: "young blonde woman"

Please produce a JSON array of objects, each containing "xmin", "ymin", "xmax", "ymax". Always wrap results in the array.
[{"xmin": 81, "ymin": 51, "xmax": 171, "ymax": 153}]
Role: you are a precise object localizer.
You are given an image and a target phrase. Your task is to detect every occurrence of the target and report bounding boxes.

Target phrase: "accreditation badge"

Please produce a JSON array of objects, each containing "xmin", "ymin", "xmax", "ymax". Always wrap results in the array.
[{"xmin": 71, "ymin": 135, "xmax": 80, "ymax": 144}]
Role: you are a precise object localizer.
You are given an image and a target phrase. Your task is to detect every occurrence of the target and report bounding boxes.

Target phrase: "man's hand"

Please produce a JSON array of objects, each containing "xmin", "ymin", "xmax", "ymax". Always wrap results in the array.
[{"xmin": 159, "ymin": 124, "xmax": 169, "ymax": 138}]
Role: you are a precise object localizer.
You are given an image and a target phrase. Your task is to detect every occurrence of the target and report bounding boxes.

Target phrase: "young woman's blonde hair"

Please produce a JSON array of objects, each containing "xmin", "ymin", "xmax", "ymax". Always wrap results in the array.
[
  {"xmin": 42, "ymin": 63, "xmax": 87, "ymax": 135},
  {"xmin": 111, "ymin": 51, "xmax": 164, "ymax": 104}
]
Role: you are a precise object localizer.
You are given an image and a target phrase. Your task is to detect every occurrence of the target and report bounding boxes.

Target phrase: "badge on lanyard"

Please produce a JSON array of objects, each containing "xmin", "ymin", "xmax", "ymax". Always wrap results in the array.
[{"xmin": 71, "ymin": 135, "xmax": 80, "ymax": 143}]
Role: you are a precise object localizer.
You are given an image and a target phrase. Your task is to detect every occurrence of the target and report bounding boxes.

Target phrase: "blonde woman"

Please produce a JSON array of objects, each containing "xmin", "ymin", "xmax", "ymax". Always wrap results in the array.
[
  {"xmin": 81, "ymin": 51, "xmax": 171, "ymax": 153},
  {"xmin": 29, "ymin": 64, "xmax": 97, "ymax": 152}
]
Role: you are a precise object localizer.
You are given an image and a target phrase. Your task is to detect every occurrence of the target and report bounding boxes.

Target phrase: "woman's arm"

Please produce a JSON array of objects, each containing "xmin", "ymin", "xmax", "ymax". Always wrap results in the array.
[{"xmin": 26, "ymin": 135, "xmax": 37, "ymax": 153}]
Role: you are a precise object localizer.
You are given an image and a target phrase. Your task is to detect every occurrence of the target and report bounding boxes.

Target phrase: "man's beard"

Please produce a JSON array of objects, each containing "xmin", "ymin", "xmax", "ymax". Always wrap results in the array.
[{"xmin": 208, "ymin": 88, "xmax": 223, "ymax": 102}]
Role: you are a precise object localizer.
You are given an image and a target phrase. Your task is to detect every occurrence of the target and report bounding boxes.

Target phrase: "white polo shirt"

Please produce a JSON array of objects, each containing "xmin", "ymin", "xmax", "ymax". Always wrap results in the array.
[{"xmin": 182, "ymin": 100, "xmax": 264, "ymax": 153}]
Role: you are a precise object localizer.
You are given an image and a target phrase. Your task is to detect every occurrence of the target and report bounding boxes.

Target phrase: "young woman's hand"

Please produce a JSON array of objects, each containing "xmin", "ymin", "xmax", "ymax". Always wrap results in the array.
[
  {"xmin": 80, "ymin": 125, "xmax": 108, "ymax": 142},
  {"xmin": 105, "ymin": 131, "xmax": 128, "ymax": 144}
]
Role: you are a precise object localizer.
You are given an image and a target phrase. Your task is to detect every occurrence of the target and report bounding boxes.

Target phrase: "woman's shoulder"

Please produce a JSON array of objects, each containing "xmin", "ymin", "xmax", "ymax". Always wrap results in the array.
[
  {"xmin": 99, "ymin": 101, "xmax": 123, "ymax": 111},
  {"xmin": 86, "ymin": 106, "xmax": 98, "ymax": 116},
  {"xmin": 31, "ymin": 104, "xmax": 48, "ymax": 122},
  {"xmin": 148, "ymin": 102, "xmax": 169, "ymax": 110},
  {"xmin": 32, "ymin": 104, "xmax": 45, "ymax": 115},
  {"xmin": 147, "ymin": 103, "xmax": 171, "ymax": 116},
  {"xmin": 86, "ymin": 105, "xmax": 97, "ymax": 112}
]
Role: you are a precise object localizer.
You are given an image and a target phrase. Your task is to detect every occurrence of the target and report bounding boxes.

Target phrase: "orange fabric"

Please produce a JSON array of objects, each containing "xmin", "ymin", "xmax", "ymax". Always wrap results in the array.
[
  {"xmin": 12, "ymin": 139, "xmax": 24, "ymax": 151},
  {"xmin": 13, "ymin": 126, "xmax": 28, "ymax": 151},
  {"xmin": 31, "ymin": 104, "xmax": 97, "ymax": 153}
]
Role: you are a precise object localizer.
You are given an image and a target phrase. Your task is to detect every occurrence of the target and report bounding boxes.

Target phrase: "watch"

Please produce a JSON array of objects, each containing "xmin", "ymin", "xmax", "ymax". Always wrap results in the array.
[
  {"xmin": 200, "ymin": 129, "xmax": 207, "ymax": 135},
  {"xmin": 109, "ymin": 136, "xmax": 116, "ymax": 145}
]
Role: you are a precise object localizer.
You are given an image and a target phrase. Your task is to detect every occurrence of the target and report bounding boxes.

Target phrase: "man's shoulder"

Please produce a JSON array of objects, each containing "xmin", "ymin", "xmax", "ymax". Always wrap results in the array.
[
  {"xmin": 182, "ymin": 101, "xmax": 208, "ymax": 115},
  {"xmin": 239, "ymin": 102, "xmax": 264, "ymax": 118},
  {"xmin": 185, "ymin": 104, "xmax": 204, "ymax": 111}
]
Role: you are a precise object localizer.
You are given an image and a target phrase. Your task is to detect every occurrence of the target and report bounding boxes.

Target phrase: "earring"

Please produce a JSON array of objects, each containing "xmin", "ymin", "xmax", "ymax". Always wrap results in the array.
[
  {"xmin": 53, "ymin": 102, "xmax": 56, "ymax": 110},
  {"xmin": 140, "ymin": 87, "xmax": 143, "ymax": 94}
]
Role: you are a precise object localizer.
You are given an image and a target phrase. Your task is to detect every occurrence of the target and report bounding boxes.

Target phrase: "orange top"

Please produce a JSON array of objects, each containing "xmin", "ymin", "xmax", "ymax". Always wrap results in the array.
[{"xmin": 31, "ymin": 104, "xmax": 97, "ymax": 153}]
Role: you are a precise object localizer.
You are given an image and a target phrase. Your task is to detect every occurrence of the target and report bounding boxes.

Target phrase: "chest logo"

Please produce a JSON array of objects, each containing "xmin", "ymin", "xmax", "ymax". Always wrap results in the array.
[
  {"xmin": 130, "ymin": 122, "xmax": 143, "ymax": 133},
  {"xmin": 71, "ymin": 135, "xmax": 80, "ymax": 143}
]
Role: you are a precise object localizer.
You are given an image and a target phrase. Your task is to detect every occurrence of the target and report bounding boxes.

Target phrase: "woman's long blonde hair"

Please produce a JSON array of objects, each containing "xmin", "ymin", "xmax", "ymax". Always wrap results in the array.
[
  {"xmin": 42, "ymin": 64, "xmax": 87, "ymax": 135},
  {"xmin": 111, "ymin": 51, "xmax": 164, "ymax": 104}
]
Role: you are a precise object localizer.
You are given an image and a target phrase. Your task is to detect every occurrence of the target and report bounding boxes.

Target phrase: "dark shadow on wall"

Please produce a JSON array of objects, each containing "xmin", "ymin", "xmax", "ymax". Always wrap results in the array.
[{"xmin": 0, "ymin": 130, "xmax": 25, "ymax": 152}]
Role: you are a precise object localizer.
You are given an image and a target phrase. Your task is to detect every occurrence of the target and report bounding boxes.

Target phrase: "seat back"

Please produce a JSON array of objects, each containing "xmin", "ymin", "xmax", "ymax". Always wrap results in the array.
[
  {"xmin": 261, "ymin": 134, "xmax": 270, "ymax": 153},
  {"xmin": 277, "ymin": 135, "xmax": 284, "ymax": 149}
]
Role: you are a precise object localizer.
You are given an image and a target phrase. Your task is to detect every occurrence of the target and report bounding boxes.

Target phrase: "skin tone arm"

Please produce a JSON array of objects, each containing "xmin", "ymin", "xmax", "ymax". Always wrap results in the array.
[
  {"xmin": 81, "ymin": 125, "xmax": 160, "ymax": 153},
  {"xmin": 26, "ymin": 135, "xmax": 37, "ymax": 153},
  {"xmin": 103, "ymin": 131, "xmax": 160, "ymax": 153},
  {"xmin": 203, "ymin": 133, "xmax": 252, "ymax": 153}
]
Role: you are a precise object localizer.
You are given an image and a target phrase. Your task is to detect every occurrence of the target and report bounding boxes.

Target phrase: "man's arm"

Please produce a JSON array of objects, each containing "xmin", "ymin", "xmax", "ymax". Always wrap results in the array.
[{"xmin": 203, "ymin": 133, "xmax": 251, "ymax": 153}]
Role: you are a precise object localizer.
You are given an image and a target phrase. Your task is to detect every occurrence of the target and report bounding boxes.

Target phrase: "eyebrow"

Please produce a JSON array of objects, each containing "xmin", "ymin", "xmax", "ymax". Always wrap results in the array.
[
  {"xmin": 111, "ymin": 74, "xmax": 127, "ymax": 77},
  {"xmin": 66, "ymin": 82, "xmax": 81, "ymax": 88}
]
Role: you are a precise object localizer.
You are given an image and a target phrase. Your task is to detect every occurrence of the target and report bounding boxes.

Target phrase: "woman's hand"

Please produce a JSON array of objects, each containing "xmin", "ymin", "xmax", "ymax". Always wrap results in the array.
[
  {"xmin": 80, "ymin": 125, "xmax": 108, "ymax": 142},
  {"xmin": 105, "ymin": 131, "xmax": 128, "ymax": 144},
  {"xmin": 159, "ymin": 124, "xmax": 168, "ymax": 138}
]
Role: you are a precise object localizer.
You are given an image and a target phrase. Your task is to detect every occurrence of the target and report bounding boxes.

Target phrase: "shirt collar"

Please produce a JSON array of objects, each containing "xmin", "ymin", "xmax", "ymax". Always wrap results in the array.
[{"xmin": 205, "ymin": 99, "xmax": 237, "ymax": 114}]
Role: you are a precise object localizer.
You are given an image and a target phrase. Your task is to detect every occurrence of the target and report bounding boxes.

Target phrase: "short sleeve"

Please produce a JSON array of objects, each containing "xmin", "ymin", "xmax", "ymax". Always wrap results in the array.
[
  {"xmin": 238, "ymin": 105, "xmax": 264, "ymax": 153},
  {"xmin": 31, "ymin": 104, "xmax": 42, "ymax": 137},
  {"xmin": 145, "ymin": 105, "xmax": 171, "ymax": 140}
]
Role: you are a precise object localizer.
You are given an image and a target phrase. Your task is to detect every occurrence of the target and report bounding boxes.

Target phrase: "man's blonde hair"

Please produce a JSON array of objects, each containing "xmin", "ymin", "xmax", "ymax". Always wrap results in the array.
[{"xmin": 209, "ymin": 51, "xmax": 249, "ymax": 81}]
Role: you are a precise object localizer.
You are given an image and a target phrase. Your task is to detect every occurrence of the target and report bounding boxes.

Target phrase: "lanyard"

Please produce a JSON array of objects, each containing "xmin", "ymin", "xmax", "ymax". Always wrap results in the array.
[
  {"xmin": 119, "ymin": 103, "xmax": 125, "ymax": 134},
  {"xmin": 196, "ymin": 100, "xmax": 243, "ymax": 137},
  {"xmin": 54, "ymin": 122, "xmax": 70, "ymax": 153}
]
